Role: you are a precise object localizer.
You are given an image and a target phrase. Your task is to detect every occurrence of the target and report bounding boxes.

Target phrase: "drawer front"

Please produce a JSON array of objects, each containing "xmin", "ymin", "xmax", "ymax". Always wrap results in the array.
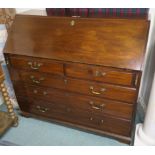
[
  {"xmin": 18, "ymin": 97, "xmax": 131, "ymax": 137},
  {"xmin": 74, "ymin": 111, "xmax": 131, "ymax": 137},
  {"xmin": 13, "ymin": 81, "xmax": 27, "ymax": 95},
  {"xmin": 19, "ymin": 71, "xmax": 137, "ymax": 103},
  {"xmin": 17, "ymin": 96, "xmax": 70, "ymax": 120},
  {"xmin": 66, "ymin": 63, "xmax": 137, "ymax": 87},
  {"xmin": 9, "ymin": 55, "xmax": 64, "ymax": 75},
  {"xmin": 24, "ymin": 85, "xmax": 133, "ymax": 119}
]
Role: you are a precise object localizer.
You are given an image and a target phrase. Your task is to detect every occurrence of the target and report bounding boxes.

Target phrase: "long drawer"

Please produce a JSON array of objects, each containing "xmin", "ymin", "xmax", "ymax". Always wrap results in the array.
[
  {"xmin": 20, "ymin": 85, "xmax": 133, "ymax": 119},
  {"xmin": 19, "ymin": 71, "xmax": 137, "ymax": 103},
  {"xmin": 17, "ymin": 96, "xmax": 131, "ymax": 137}
]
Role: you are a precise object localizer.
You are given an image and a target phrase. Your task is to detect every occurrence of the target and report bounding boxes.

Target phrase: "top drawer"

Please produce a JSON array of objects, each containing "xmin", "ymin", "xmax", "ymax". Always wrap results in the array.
[
  {"xmin": 8, "ymin": 55, "xmax": 64, "ymax": 76},
  {"xmin": 66, "ymin": 63, "xmax": 138, "ymax": 87}
]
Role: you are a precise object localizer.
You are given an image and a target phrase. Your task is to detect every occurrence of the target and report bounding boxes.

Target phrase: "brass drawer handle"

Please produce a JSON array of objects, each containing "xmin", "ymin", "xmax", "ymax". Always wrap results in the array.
[
  {"xmin": 30, "ymin": 75, "xmax": 45, "ymax": 84},
  {"xmin": 95, "ymin": 71, "xmax": 106, "ymax": 77},
  {"xmin": 89, "ymin": 117, "xmax": 104, "ymax": 124},
  {"xmin": 28, "ymin": 61, "xmax": 42, "ymax": 70},
  {"xmin": 89, "ymin": 86, "xmax": 106, "ymax": 95},
  {"xmin": 89, "ymin": 101, "xmax": 105, "ymax": 110},
  {"xmin": 33, "ymin": 89, "xmax": 47, "ymax": 95},
  {"xmin": 36, "ymin": 105, "xmax": 49, "ymax": 113}
]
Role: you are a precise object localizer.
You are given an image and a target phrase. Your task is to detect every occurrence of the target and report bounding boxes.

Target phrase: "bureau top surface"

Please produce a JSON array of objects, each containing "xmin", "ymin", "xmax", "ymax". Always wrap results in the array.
[{"xmin": 4, "ymin": 15, "xmax": 149, "ymax": 70}]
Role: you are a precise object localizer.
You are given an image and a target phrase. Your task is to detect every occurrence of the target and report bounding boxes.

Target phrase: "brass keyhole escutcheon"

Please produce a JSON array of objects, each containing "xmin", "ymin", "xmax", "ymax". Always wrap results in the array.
[
  {"xmin": 90, "ymin": 117, "xmax": 93, "ymax": 121},
  {"xmin": 64, "ymin": 79, "xmax": 68, "ymax": 84},
  {"xmin": 101, "ymin": 120, "xmax": 104, "ymax": 124},
  {"xmin": 43, "ymin": 91, "xmax": 47, "ymax": 95},
  {"xmin": 70, "ymin": 20, "xmax": 75, "ymax": 26},
  {"xmin": 33, "ymin": 89, "xmax": 38, "ymax": 94}
]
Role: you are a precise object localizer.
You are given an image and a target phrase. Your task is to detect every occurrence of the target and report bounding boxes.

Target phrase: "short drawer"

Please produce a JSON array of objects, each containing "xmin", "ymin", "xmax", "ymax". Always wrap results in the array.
[
  {"xmin": 24, "ymin": 85, "xmax": 133, "ymax": 119},
  {"xmin": 8, "ymin": 55, "xmax": 64, "ymax": 75},
  {"xmin": 66, "ymin": 63, "xmax": 138, "ymax": 87},
  {"xmin": 19, "ymin": 71, "xmax": 137, "ymax": 103},
  {"xmin": 17, "ymin": 97, "xmax": 131, "ymax": 137}
]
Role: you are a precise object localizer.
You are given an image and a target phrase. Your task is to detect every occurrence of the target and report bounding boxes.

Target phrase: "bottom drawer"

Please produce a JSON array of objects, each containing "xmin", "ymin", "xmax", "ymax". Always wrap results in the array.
[{"xmin": 17, "ymin": 96, "xmax": 131, "ymax": 137}]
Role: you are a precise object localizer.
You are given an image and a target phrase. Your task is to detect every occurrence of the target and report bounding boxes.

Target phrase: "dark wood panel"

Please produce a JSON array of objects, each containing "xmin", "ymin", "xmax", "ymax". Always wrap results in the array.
[
  {"xmin": 17, "ymin": 96, "xmax": 131, "ymax": 137},
  {"xmin": 22, "ymin": 85, "xmax": 133, "ymax": 119},
  {"xmin": 66, "ymin": 63, "xmax": 137, "ymax": 87},
  {"xmin": 13, "ymin": 81, "xmax": 27, "ymax": 95},
  {"xmin": 9, "ymin": 55, "xmax": 64, "ymax": 76},
  {"xmin": 72, "ymin": 110, "xmax": 131, "ymax": 137},
  {"xmin": 19, "ymin": 71, "xmax": 137, "ymax": 103},
  {"xmin": 4, "ymin": 15, "xmax": 149, "ymax": 70}
]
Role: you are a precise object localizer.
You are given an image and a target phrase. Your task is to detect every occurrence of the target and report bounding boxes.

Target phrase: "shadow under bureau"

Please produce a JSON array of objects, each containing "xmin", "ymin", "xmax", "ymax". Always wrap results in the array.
[{"xmin": 3, "ymin": 15, "xmax": 149, "ymax": 144}]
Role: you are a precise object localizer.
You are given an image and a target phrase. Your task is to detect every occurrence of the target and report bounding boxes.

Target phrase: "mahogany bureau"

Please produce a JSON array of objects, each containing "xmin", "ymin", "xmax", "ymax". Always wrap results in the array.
[{"xmin": 3, "ymin": 15, "xmax": 149, "ymax": 144}]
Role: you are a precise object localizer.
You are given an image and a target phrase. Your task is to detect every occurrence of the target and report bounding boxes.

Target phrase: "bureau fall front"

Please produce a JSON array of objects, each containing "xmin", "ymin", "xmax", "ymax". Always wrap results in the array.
[{"xmin": 3, "ymin": 15, "xmax": 149, "ymax": 144}]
